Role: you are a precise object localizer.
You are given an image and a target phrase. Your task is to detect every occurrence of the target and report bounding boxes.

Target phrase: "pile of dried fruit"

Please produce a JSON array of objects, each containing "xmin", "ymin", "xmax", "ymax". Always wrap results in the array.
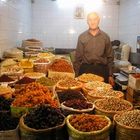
[
  {"xmin": 49, "ymin": 59, "xmax": 73, "ymax": 73},
  {"xmin": 57, "ymin": 90, "xmax": 86, "ymax": 103},
  {"xmin": 24, "ymin": 105, "xmax": 64, "ymax": 129},
  {"xmin": 95, "ymin": 97, "xmax": 133, "ymax": 112},
  {"xmin": 15, "ymin": 77, "xmax": 35, "ymax": 84},
  {"xmin": 0, "ymin": 112, "xmax": 19, "ymax": 131},
  {"xmin": 34, "ymin": 58, "xmax": 49, "ymax": 63},
  {"xmin": 63, "ymin": 99, "xmax": 92, "ymax": 110},
  {"xmin": 115, "ymin": 110, "xmax": 140, "ymax": 128},
  {"xmin": 69, "ymin": 114, "xmax": 109, "ymax": 132},
  {"xmin": 12, "ymin": 82, "xmax": 58, "ymax": 108}
]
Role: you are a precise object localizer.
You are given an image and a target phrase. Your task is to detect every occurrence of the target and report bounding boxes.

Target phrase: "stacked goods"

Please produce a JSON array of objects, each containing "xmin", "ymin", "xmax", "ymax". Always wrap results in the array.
[
  {"xmin": 36, "ymin": 77, "xmax": 57, "ymax": 87},
  {"xmin": 48, "ymin": 59, "xmax": 75, "ymax": 78},
  {"xmin": 33, "ymin": 58, "xmax": 50, "ymax": 73},
  {"xmin": 87, "ymin": 89, "xmax": 124, "ymax": 102},
  {"xmin": 0, "ymin": 96, "xmax": 13, "ymax": 111},
  {"xmin": 77, "ymin": 73, "xmax": 104, "ymax": 82},
  {"xmin": 66, "ymin": 114, "xmax": 111, "ymax": 140},
  {"xmin": 126, "ymin": 86, "xmax": 140, "ymax": 107},
  {"xmin": 57, "ymin": 90, "xmax": 86, "ymax": 103},
  {"xmin": 12, "ymin": 82, "xmax": 57, "ymax": 108},
  {"xmin": 114, "ymin": 110, "xmax": 140, "ymax": 140},
  {"xmin": 22, "ymin": 39, "xmax": 43, "ymax": 48},
  {"xmin": 128, "ymin": 73, "xmax": 140, "ymax": 90},
  {"xmin": 19, "ymin": 105, "xmax": 68, "ymax": 140},
  {"xmin": 94, "ymin": 97, "xmax": 133, "ymax": 120},
  {"xmin": 3, "ymin": 48, "xmax": 23, "ymax": 60}
]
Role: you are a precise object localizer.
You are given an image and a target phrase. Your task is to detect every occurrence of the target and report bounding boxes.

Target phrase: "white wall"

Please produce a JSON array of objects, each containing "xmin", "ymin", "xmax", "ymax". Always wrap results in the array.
[
  {"xmin": 119, "ymin": 0, "xmax": 140, "ymax": 52},
  {"xmin": 0, "ymin": 0, "xmax": 31, "ymax": 57},
  {"xmin": 31, "ymin": 0, "xmax": 119, "ymax": 49}
]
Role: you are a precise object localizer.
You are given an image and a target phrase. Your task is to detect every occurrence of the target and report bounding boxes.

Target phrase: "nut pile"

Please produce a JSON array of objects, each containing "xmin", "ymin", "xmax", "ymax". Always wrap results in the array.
[
  {"xmin": 69, "ymin": 114, "xmax": 109, "ymax": 132},
  {"xmin": 89, "ymin": 90, "xmax": 124, "ymax": 98},
  {"xmin": 95, "ymin": 97, "xmax": 132, "ymax": 112},
  {"xmin": 58, "ymin": 78, "xmax": 82, "ymax": 88},
  {"xmin": 115, "ymin": 110, "xmax": 140, "ymax": 128},
  {"xmin": 63, "ymin": 99, "xmax": 92, "ymax": 110}
]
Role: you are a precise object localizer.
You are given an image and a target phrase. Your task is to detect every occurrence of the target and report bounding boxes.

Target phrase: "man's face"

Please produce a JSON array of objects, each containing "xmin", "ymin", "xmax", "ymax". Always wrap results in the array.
[{"xmin": 87, "ymin": 14, "xmax": 100, "ymax": 30}]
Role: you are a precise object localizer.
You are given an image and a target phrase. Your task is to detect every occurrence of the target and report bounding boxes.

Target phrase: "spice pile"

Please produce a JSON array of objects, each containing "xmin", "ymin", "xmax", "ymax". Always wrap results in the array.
[
  {"xmin": 12, "ymin": 82, "xmax": 58, "ymax": 108},
  {"xmin": 95, "ymin": 97, "xmax": 133, "ymax": 112},
  {"xmin": 63, "ymin": 99, "xmax": 92, "ymax": 110},
  {"xmin": 115, "ymin": 110, "xmax": 140, "ymax": 128},
  {"xmin": 49, "ymin": 59, "xmax": 73, "ymax": 73},
  {"xmin": 69, "ymin": 114, "xmax": 109, "ymax": 132},
  {"xmin": 57, "ymin": 90, "xmax": 86, "ymax": 103},
  {"xmin": 24, "ymin": 105, "xmax": 64, "ymax": 129}
]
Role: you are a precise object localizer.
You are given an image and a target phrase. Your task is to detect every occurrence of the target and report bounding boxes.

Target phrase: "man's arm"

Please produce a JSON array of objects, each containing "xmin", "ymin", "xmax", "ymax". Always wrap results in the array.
[{"xmin": 73, "ymin": 37, "xmax": 84, "ymax": 76}]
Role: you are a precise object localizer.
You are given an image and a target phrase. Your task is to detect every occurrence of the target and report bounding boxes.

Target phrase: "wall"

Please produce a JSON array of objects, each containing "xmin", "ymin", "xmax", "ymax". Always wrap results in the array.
[
  {"xmin": 0, "ymin": 0, "xmax": 31, "ymax": 57},
  {"xmin": 31, "ymin": 0, "xmax": 119, "ymax": 49},
  {"xmin": 119, "ymin": 0, "xmax": 140, "ymax": 52}
]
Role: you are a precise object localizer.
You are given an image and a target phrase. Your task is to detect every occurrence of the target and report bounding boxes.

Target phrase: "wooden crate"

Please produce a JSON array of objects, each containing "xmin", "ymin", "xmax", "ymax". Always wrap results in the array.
[{"xmin": 126, "ymin": 86, "xmax": 140, "ymax": 106}]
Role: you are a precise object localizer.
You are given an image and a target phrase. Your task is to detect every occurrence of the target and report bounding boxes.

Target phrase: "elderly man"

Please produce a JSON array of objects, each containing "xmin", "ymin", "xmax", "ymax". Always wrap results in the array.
[{"xmin": 74, "ymin": 12, "xmax": 114, "ymax": 86}]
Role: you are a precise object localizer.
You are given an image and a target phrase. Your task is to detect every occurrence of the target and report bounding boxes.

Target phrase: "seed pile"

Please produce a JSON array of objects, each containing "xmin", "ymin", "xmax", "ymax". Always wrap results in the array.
[
  {"xmin": 24, "ymin": 105, "xmax": 64, "ymax": 129},
  {"xmin": 95, "ymin": 97, "xmax": 132, "ymax": 112},
  {"xmin": 115, "ymin": 110, "xmax": 140, "ymax": 128},
  {"xmin": 69, "ymin": 114, "xmax": 109, "ymax": 132},
  {"xmin": 0, "ymin": 112, "xmax": 19, "ymax": 131},
  {"xmin": 0, "ymin": 96, "xmax": 13, "ymax": 111},
  {"xmin": 57, "ymin": 90, "xmax": 86, "ymax": 103},
  {"xmin": 63, "ymin": 99, "xmax": 92, "ymax": 110}
]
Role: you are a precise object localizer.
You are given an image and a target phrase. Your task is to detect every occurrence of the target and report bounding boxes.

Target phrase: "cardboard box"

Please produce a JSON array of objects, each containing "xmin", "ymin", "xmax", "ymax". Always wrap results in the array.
[{"xmin": 128, "ymin": 74, "xmax": 140, "ymax": 90}]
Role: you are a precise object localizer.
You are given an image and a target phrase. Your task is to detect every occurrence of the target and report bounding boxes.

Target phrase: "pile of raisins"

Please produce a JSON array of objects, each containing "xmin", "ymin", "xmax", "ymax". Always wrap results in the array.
[
  {"xmin": 57, "ymin": 90, "xmax": 86, "ymax": 103},
  {"xmin": 24, "ymin": 105, "xmax": 65, "ymax": 129},
  {"xmin": 0, "ymin": 96, "xmax": 13, "ymax": 111},
  {"xmin": 0, "ymin": 112, "xmax": 19, "ymax": 131}
]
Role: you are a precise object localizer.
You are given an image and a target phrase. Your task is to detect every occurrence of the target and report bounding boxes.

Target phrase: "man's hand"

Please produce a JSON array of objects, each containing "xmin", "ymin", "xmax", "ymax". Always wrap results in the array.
[{"xmin": 109, "ymin": 76, "xmax": 115, "ymax": 87}]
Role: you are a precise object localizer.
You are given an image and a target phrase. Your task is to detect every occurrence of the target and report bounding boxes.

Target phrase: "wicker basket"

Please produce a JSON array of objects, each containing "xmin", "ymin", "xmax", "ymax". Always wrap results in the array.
[
  {"xmin": 66, "ymin": 114, "xmax": 111, "ymax": 140},
  {"xmin": 114, "ymin": 114, "xmax": 140, "ymax": 140}
]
